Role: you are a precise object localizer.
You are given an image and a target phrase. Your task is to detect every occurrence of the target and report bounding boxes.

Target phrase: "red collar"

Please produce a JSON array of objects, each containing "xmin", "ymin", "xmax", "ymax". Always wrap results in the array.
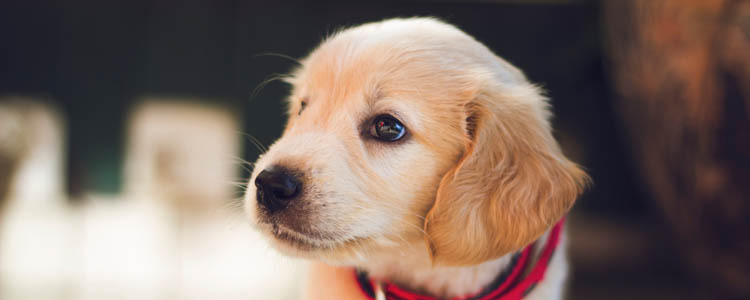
[{"xmin": 354, "ymin": 219, "xmax": 565, "ymax": 300}]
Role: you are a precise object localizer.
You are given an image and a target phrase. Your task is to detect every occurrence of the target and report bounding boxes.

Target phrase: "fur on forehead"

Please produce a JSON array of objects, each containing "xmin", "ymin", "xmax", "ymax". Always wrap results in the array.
[{"xmin": 283, "ymin": 18, "xmax": 527, "ymax": 142}]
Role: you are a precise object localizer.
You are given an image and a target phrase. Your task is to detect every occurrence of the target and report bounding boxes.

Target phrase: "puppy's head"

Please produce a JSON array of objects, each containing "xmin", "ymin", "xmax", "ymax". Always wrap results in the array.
[{"xmin": 244, "ymin": 18, "xmax": 588, "ymax": 266}]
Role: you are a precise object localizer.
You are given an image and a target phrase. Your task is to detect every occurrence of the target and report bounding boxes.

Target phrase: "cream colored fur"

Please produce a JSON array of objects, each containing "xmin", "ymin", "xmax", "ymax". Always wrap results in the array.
[{"xmin": 244, "ymin": 17, "xmax": 588, "ymax": 299}]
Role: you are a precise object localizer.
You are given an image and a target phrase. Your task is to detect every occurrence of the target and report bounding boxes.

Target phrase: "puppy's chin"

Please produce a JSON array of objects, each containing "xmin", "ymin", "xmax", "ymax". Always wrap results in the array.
[
  {"xmin": 252, "ymin": 217, "xmax": 372, "ymax": 264},
  {"xmin": 259, "ymin": 221, "xmax": 335, "ymax": 252}
]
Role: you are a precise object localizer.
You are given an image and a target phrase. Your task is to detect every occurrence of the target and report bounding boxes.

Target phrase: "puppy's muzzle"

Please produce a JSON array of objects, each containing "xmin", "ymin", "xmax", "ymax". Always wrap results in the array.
[{"xmin": 254, "ymin": 166, "xmax": 302, "ymax": 214}]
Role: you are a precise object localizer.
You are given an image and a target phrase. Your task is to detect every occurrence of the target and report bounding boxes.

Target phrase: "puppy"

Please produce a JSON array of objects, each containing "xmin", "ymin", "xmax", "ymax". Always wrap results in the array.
[{"xmin": 244, "ymin": 18, "xmax": 588, "ymax": 300}]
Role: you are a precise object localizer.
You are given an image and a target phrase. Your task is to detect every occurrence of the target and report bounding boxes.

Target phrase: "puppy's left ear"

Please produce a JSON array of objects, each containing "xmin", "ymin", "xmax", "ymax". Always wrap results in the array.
[{"xmin": 424, "ymin": 81, "xmax": 589, "ymax": 266}]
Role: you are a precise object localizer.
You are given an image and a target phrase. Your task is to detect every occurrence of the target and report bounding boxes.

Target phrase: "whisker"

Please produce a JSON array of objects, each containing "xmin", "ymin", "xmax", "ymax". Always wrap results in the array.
[
  {"xmin": 226, "ymin": 154, "xmax": 256, "ymax": 167},
  {"xmin": 219, "ymin": 196, "xmax": 247, "ymax": 213},
  {"xmin": 249, "ymin": 73, "xmax": 292, "ymax": 104},
  {"xmin": 237, "ymin": 131, "xmax": 268, "ymax": 153},
  {"xmin": 228, "ymin": 182, "xmax": 249, "ymax": 189},
  {"xmin": 253, "ymin": 52, "xmax": 302, "ymax": 66}
]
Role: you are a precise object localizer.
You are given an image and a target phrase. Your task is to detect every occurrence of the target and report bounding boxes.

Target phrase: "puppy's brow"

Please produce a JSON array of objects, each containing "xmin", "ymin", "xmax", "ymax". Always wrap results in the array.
[{"xmin": 365, "ymin": 85, "xmax": 384, "ymax": 107}]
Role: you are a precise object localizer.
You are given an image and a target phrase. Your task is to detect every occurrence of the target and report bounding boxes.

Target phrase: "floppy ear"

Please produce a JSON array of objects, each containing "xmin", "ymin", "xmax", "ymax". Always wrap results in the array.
[{"xmin": 424, "ymin": 82, "xmax": 589, "ymax": 266}]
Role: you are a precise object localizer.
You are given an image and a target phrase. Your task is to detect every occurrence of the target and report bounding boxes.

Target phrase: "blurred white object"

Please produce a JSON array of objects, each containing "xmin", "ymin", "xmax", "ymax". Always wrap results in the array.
[
  {"xmin": 1, "ymin": 97, "xmax": 304, "ymax": 300},
  {"xmin": 0, "ymin": 97, "xmax": 71, "ymax": 300},
  {"xmin": 74, "ymin": 197, "xmax": 305, "ymax": 300},
  {"xmin": 124, "ymin": 98, "xmax": 241, "ymax": 210},
  {"xmin": 0, "ymin": 97, "xmax": 66, "ymax": 208},
  {"xmin": 3, "ymin": 195, "xmax": 305, "ymax": 300}
]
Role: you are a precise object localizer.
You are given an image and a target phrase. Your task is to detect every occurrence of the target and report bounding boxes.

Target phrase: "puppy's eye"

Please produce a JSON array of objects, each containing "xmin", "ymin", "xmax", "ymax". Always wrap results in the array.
[
  {"xmin": 298, "ymin": 101, "xmax": 307, "ymax": 116},
  {"xmin": 371, "ymin": 115, "xmax": 406, "ymax": 141}
]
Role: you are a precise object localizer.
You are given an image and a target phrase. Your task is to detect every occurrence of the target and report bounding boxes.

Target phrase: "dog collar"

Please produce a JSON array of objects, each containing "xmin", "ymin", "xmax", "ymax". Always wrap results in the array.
[{"xmin": 354, "ymin": 219, "xmax": 565, "ymax": 300}]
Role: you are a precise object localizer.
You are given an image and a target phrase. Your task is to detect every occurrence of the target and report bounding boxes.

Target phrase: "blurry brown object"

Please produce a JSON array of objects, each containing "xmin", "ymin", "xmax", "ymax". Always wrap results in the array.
[
  {"xmin": 0, "ymin": 98, "xmax": 66, "ymax": 211},
  {"xmin": 124, "ymin": 99, "xmax": 242, "ymax": 213},
  {"xmin": 0, "ymin": 100, "xmax": 32, "ymax": 209},
  {"xmin": 605, "ymin": 0, "xmax": 750, "ymax": 295}
]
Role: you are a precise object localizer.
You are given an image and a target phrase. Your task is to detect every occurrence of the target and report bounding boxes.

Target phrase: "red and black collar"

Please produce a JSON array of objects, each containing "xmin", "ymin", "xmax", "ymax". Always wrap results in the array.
[{"xmin": 354, "ymin": 219, "xmax": 565, "ymax": 300}]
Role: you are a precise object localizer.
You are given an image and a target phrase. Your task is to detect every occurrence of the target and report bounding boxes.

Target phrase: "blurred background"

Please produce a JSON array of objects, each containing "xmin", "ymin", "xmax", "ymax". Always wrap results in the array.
[{"xmin": 1, "ymin": 0, "xmax": 748, "ymax": 299}]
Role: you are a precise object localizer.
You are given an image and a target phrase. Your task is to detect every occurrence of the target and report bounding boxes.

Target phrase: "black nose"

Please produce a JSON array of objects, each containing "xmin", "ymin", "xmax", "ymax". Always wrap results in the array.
[{"xmin": 254, "ymin": 167, "xmax": 302, "ymax": 213}]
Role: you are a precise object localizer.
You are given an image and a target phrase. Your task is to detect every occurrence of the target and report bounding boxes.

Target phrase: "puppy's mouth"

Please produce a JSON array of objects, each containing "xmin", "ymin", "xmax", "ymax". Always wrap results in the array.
[
  {"xmin": 257, "ymin": 218, "xmax": 371, "ymax": 254},
  {"xmin": 262, "ymin": 221, "xmax": 338, "ymax": 251}
]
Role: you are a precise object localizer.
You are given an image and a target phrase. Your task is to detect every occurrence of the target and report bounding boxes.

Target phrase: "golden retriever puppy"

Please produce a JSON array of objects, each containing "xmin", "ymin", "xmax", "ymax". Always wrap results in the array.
[{"xmin": 244, "ymin": 17, "xmax": 588, "ymax": 300}]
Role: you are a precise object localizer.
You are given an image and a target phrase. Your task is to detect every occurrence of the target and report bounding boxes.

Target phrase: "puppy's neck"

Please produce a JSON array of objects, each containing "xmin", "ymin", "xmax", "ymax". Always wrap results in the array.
[{"xmin": 357, "ymin": 241, "xmax": 515, "ymax": 299}]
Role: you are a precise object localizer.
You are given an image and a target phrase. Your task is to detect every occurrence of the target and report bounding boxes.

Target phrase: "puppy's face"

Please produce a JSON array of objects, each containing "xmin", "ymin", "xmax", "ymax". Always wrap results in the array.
[{"xmin": 244, "ymin": 18, "xmax": 588, "ymax": 266}]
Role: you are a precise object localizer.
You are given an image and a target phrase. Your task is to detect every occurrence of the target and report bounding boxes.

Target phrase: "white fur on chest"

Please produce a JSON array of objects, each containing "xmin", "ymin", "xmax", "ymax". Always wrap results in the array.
[{"xmin": 524, "ymin": 231, "xmax": 569, "ymax": 300}]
